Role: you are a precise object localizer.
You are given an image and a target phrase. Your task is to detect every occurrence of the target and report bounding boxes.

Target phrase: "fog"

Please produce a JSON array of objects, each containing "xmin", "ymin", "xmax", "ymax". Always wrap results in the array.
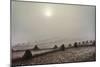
[{"xmin": 11, "ymin": 1, "xmax": 95, "ymax": 46}]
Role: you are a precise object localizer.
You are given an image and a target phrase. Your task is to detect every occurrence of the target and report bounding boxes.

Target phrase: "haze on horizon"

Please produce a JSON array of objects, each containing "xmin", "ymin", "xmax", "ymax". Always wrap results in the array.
[{"xmin": 11, "ymin": 1, "xmax": 95, "ymax": 46}]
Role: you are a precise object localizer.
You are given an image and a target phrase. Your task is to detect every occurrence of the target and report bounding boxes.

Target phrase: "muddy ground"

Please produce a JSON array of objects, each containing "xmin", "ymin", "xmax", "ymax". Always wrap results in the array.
[{"xmin": 12, "ymin": 46, "xmax": 96, "ymax": 66}]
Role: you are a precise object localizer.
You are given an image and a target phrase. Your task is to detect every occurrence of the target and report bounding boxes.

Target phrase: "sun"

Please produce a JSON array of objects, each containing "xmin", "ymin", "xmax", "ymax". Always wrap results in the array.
[
  {"xmin": 44, "ymin": 8, "xmax": 52, "ymax": 17},
  {"xmin": 45, "ymin": 11, "xmax": 52, "ymax": 17}
]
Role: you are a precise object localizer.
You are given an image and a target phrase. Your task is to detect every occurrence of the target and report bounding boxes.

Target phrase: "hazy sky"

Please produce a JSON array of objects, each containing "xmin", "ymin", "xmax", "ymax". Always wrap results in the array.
[{"xmin": 11, "ymin": 1, "xmax": 95, "ymax": 45}]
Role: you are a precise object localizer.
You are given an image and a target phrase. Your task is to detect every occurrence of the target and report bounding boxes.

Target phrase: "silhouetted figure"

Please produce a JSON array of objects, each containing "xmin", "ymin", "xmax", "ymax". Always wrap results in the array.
[
  {"xmin": 53, "ymin": 45, "xmax": 57, "ymax": 49},
  {"xmin": 86, "ymin": 40, "xmax": 88, "ymax": 44},
  {"xmin": 68, "ymin": 44, "xmax": 72, "ymax": 47},
  {"xmin": 74, "ymin": 42, "xmax": 78, "ymax": 47},
  {"xmin": 85, "ymin": 40, "xmax": 89, "ymax": 46},
  {"xmin": 22, "ymin": 50, "xmax": 32, "ymax": 60},
  {"xmin": 60, "ymin": 44, "xmax": 65, "ymax": 51},
  {"xmin": 82, "ymin": 41, "xmax": 85, "ymax": 45},
  {"xmin": 78, "ymin": 42, "xmax": 81, "ymax": 45},
  {"xmin": 33, "ymin": 45, "xmax": 39, "ymax": 50},
  {"xmin": 78, "ymin": 42, "xmax": 81, "ymax": 47},
  {"xmin": 90, "ymin": 40, "xmax": 93, "ymax": 43},
  {"xmin": 92, "ymin": 40, "xmax": 96, "ymax": 46},
  {"xmin": 12, "ymin": 48, "xmax": 14, "ymax": 52}
]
